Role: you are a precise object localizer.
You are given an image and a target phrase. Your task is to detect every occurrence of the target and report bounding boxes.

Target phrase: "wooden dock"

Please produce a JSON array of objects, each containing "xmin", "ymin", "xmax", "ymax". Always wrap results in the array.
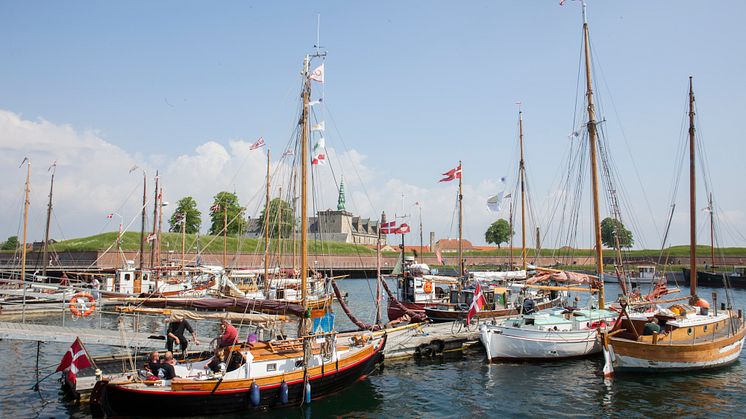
[
  {"xmin": 381, "ymin": 322, "xmax": 482, "ymax": 361},
  {"xmin": 0, "ymin": 321, "xmax": 211, "ymax": 350}
]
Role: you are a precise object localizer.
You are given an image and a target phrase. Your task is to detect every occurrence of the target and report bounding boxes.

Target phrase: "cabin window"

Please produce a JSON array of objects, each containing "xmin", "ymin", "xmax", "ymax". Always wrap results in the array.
[
  {"xmin": 703, "ymin": 325, "xmax": 708, "ymax": 332},
  {"xmin": 295, "ymin": 360, "xmax": 304, "ymax": 368},
  {"xmin": 687, "ymin": 328, "xmax": 693, "ymax": 336},
  {"xmin": 266, "ymin": 363, "xmax": 277, "ymax": 372},
  {"xmin": 124, "ymin": 273, "xmax": 131, "ymax": 281}
]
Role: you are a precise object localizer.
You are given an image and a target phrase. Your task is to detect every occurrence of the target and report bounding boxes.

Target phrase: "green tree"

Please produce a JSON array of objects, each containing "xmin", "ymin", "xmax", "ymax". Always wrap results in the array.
[
  {"xmin": 257, "ymin": 198, "xmax": 295, "ymax": 238},
  {"xmin": 1, "ymin": 236, "xmax": 19, "ymax": 251},
  {"xmin": 601, "ymin": 217, "xmax": 634, "ymax": 249},
  {"xmin": 169, "ymin": 197, "xmax": 202, "ymax": 234},
  {"xmin": 485, "ymin": 219, "xmax": 513, "ymax": 248},
  {"xmin": 208, "ymin": 191, "xmax": 246, "ymax": 236}
]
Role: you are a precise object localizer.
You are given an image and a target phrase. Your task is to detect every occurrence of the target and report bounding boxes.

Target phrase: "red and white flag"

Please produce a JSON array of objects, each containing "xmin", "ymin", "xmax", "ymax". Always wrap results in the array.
[
  {"xmin": 146, "ymin": 233, "xmax": 157, "ymax": 242},
  {"xmin": 250, "ymin": 137, "xmax": 265, "ymax": 150},
  {"xmin": 466, "ymin": 283, "xmax": 487, "ymax": 324},
  {"xmin": 380, "ymin": 220, "xmax": 397, "ymax": 234},
  {"xmin": 309, "ymin": 63, "xmax": 324, "ymax": 83},
  {"xmin": 311, "ymin": 137, "xmax": 326, "ymax": 165},
  {"xmin": 56, "ymin": 338, "xmax": 92, "ymax": 384},
  {"xmin": 210, "ymin": 204, "xmax": 221, "ymax": 213},
  {"xmin": 394, "ymin": 223, "xmax": 411, "ymax": 234},
  {"xmin": 439, "ymin": 164, "xmax": 462, "ymax": 183},
  {"xmin": 106, "ymin": 213, "xmax": 113, "ymax": 219}
]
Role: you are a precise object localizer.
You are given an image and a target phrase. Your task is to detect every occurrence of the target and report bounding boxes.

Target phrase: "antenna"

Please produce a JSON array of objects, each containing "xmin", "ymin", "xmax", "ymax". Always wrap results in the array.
[{"xmin": 312, "ymin": 14, "xmax": 327, "ymax": 59}]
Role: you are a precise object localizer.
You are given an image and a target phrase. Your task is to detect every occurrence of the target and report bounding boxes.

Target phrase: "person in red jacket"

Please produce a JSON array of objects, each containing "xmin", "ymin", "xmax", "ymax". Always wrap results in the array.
[{"xmin": 219, "ymin": 318, "xmax": 238, "ymax": 348}]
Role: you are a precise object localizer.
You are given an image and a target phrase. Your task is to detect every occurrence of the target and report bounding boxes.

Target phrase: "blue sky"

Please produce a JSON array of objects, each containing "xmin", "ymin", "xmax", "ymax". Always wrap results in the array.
[{"xmin": 1, "ymin": 1, "xmax": 744, "ymax": 249}]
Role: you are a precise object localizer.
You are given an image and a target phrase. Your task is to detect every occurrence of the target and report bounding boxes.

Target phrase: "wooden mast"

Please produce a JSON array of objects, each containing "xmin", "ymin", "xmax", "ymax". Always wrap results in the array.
[
  {"xmin": 157, "ymin": 187, "xmax": 163, "ymax": 267},
  {"xmin": 708, "ymin": 192, "xmax": 715, "ymax": 268},
  {"xmin": 223, "ymin": 205, "xmax": 228, "ymax": 269},
  {"xmin": 458, "ymin": 160, "xmax": 463, "ymax": 277},
  {"xmin": 181, "ymin": 212, "xmax": 186, "ymax": 282},
  {"xmin": 518, "ymin": 108, "xmax": 527, "ymax": 272},
  {"xmin": 139, "ymin": 171, "xmax": 146, "ymax": 270},
  {"xmin": 20, "ymin": 159, "xmax": 30, "ymax": 283},
  {"xmin": 41, "ymin": 163, "xmax": 56, "ymax": 276},
  {"xmin": 688, "ymin": 76, "xmax": 697, "ymax": 298},
  {"xmin": 300, "ymin": 54, "xmax": 311, "ymax": 337},
  {"xmin": 376, "ymin": 211, "xmax": 383, "ymax": 325},
  {"xmin": 582, "ymin": 2, "xmax": 605, "ymax": 308},
  {"xmin": 264, "ymin": 149, "xmax": 271, "ymax": 293},
  {"xmin": 277, "ymin": 186, "xmax": 283, "ymax": 268},
  {"xmin": 149, "ymin": 171, "xmax": 159, "ymax": 269}
]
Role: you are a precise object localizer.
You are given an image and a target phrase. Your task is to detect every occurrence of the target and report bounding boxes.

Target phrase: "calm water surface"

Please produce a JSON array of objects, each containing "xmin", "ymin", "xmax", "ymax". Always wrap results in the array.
[{"xmin": 2, "ymin": 278, "xmax": 745, "ymax": 418}]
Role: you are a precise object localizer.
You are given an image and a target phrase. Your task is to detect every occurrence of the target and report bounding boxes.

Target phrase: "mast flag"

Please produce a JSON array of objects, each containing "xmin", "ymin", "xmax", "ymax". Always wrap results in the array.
[
  {"xmin": 439, "ymin": 164, "xmax": 462, "ymax": 182},
  {"xmin": 250, "ymin": 137, "xmax": 265, "ymax": 150},
  {"xmin": 309, "ymin": 63, "xmax": 324, "ymax": 83}
]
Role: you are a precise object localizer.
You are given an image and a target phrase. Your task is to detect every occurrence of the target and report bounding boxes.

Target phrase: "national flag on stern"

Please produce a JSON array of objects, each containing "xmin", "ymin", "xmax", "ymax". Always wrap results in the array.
[
  {"xmin": 56, "ymin": 338, "xmax": 92, "ymax": 385},
  {"xmin": 439, "ymin": 164, "xmax": 462, "ymax": 182},
  {"xmin": 250, "ymin": 137, "xmax": 265, "ymax": 150},
  {"xmin": 466, "ymin": 283, "xmax": 487, "ymax": 324}
]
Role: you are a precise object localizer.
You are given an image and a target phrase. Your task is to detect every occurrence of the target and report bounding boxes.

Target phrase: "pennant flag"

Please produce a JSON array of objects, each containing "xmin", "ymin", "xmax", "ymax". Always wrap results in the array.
[
  {"xmin": 106, "ymin": 213, "xmax": 114, "ymax": 219},
  {"xmin": 174, "ymin": 213, "xmax": 186, "ymax": 225},
  {"xmin": 49, "ymin": 160, "xmax": 57, "ymax": 172},
  {"xmin": 312, "ymin": 121, "xmax": 325, "ymax": 132},
  {"xmin": 210, "ymin": 204, "xmax": 221, "ymax": 213},
  {"xmin": 146, "ymin": 233, "xmax": 157, "ymax": 242},
  {"xmin": 380, "ymin": 220, "xmax": 397, "ymax": 234},
  {"xmin": 309, "ymin": 63, "xmax": 324, "ymax": 83},
  {"xmin": 466, "ymin": 283, "xmax": 487, "ymax": 323},
  {"xmin": 129, "ymin": 165, "xmax": 139, "ymax": 174},
  {"xmin": 19, "ymin": 157, "xmax": 29, "ymax": 168},
  {"xmin": 439, "ymin": 164, "xmax": 462, "ymax": 182},
  {"xmin": 56, "ymin": 338, "xmax": 92, "ymax": 386},
  {"xmin": 486, "ymin": 192, "xmax": 503, "ymax": 213},
  {"xmin": 250, "ymin": 137, "xmax": 265, "ymax": 150},
  {"xmin": 282, "ymin": 149, "xmax": 294, "ymax": 157},
  {"xmin": 394, "ymin": 223, "xmax": 411, "ymax": 234},
  {"xmin": 307, "ymin": 98, "xmax": 323, "ymax": 107}
]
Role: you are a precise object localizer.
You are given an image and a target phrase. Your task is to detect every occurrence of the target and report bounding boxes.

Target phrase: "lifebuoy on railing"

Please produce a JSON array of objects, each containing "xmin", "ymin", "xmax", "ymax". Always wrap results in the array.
[
  {"xmin": 69, "ymin": 292, "xmax": 97, "ymax": 317},
  {"xmin": 423, "ymin": 281, "xmax": 433, "ymax": 294}
]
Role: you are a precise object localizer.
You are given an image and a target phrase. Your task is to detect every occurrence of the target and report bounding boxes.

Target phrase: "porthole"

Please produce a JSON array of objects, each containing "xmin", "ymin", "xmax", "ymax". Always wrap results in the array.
[
  {"xmin": 687, "ymin": 328, "xmax": 693, "ymax": 336},
  {"xmin": 703, "ymin": 325, "xmax": 708, "ymax": 332}
]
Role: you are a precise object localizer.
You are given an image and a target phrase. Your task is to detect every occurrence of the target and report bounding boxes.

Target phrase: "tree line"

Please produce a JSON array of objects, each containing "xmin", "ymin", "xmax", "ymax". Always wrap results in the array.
[{"xmin": 484, "ymin": 217, "xmax": 633, "ymax": 249}]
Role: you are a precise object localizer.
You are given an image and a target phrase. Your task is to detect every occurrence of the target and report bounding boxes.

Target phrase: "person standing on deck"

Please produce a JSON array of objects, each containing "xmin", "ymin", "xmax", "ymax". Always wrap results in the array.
[
  {"xmin": 218, "ymin": 318, "xmax": 238, "ymax": 347},
  {"xmin": 166, "ymin": 318, "xmax": 199, "ymax": 356}
]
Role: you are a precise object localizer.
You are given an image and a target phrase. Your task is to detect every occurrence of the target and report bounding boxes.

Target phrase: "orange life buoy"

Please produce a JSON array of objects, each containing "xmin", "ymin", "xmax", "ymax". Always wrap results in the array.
[
  {"xmin": 423, "ymin": 280, "xmax": 433, "ymax": 294},
  {"xmin": 69, "ymin": 292, "xmax": 97, "ymax": 317}
]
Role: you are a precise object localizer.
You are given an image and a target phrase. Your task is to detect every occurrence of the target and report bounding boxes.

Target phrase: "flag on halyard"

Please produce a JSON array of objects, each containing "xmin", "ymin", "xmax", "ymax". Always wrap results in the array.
[
  {"xmin": 56, "ymin": 338, "xmax": 92, "ymax": 385},
  {"xmin": 466, "ymin": 283, "xmax": 487, "ymax": 323},
  {"xmin": 439, "ymin": 164, "xmax": 462, "ymax": 182},
  {"xmin": 380, "ymin": 220, "xmax": 397, "ymax": 234},
  {"xmin": 210, "ymin": 204, "xmax": 221, "ymax": 213},
  {"xmin": 312, "ymin": 121, "xmax": 325, "ymax": 132},
  {"xmin": 146, "ymin": 233, "xmax": 157, "ymax": 242},
  {"xmin": 394, "ymin": 223, "xmax": 411, "ymax": 234},
  {"xmin": 250, "ymin": 137, "xmax": 265, "ymax": 150},
  {"xmin": 307, "ymin": 98, "xmax": 323, "ymax": 107},
  {"xmin": 309, "ymin": 63, "xmax": 324, "ymax": 83},
  {"xmin": 312, "ymin": 137, "xmax": 326, "ymax": 165},
  {"xmin": 106, "ymin": 213, "xmax": 113, "ymax": 219}
]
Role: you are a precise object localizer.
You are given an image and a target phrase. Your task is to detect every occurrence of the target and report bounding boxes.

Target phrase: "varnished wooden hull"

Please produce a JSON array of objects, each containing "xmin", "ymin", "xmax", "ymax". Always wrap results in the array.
[
  {"xmin": 608, "ymin": 314, "xmax": 746, "ymax": 372},
  {"xmin": 92, "ymin": 336, "xmax": 386, "ymax": 416}
]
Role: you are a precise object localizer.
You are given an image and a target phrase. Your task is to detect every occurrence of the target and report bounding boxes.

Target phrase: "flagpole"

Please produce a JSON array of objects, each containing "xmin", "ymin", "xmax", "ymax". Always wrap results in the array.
[
  {"xmin": 150, "ymin": 171, "xmax": 159, "ymax": 269},
  {"xmin": 140, "ymin": 170, "xmax": 147, "ymax": 270},
  {"xmin": 518, "ymin": 108, "xmax": 527, "ymax": 272}
]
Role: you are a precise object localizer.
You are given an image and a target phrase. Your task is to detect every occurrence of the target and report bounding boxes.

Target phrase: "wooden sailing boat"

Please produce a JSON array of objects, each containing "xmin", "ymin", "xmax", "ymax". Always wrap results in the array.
[
  {"xmin": 601, "ymin": 77, "xmax": 746, "ymax": 375},
  {"xmin": 90, "ymin": 50, "xmax": 386, "ymax": 416}
]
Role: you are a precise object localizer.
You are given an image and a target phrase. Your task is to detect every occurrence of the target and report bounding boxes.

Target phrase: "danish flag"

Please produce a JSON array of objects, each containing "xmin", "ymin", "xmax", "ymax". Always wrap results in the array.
[
  {"xmin": 466, "ymin": 283, "xmax": 487, "ymax": 324},
  {"xmin": 439, "ymin": 164, "xmax": 462, "ymax": 182},
  {"xmin": 56, "ymin": 338, "xmax": 92, "ymax": 385}
]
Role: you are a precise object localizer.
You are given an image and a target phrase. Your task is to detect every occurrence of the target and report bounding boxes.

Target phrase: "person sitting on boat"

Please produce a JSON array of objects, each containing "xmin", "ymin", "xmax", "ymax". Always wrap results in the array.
[
  {"xmin": 219, "ymin": 318, "xmax": 238, "ymax": 348},
  {"xmin": 642, "ymin": 318, "xmax": 661, "ymax": 336},
  {"xmin": 158, "ymin": 351, "xmax": 178, "ymax": 379},
  {"xmin": 145, "ymin": 351, "xmax": 161, "ymax": 375},
  {"xmin": 205, "ymin": 349, "xmax": 226, "ymax": 374},
  {"xmin": 166, "ymin": 317, "xmax": 199, "ymax": 356},
  {"xmin": 690, "ymin": 295, "xmax": 710, "ymax": 313}
]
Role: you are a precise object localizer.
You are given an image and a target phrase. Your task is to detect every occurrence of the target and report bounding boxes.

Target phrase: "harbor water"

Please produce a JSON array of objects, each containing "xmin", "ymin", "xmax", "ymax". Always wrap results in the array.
[{"xmin": 2, "ymin": 278, "xmax": 746, "ymax": 418}]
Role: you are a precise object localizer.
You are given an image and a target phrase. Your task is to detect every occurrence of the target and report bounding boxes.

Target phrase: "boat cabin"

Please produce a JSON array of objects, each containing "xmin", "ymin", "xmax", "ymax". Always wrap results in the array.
[{"xmin": 635, "ymin": 266, "xmax": 656, "ymax": 280}]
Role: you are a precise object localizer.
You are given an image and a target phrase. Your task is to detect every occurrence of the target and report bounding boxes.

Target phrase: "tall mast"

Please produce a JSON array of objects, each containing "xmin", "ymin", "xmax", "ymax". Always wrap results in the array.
[
  {"xmin": 458, "ymin": 160, "xmax": 463, "ymax": 277},
  {"xmin": 139, "ymin": 171, "xmax": 146, "ymax": 270},
  {"xmin": 518, "ymin": 108, "xmax": 527, "ymax": 272},
  {"xmin": 509, "ymin": 201, "xmax": 514, "ymax": 268},
  {"xmin": 709, "ymin": 192, "xmax": 715, "ymax": 267},
  {"xmin": 181, "ymin": 213, "xmax": 186, "ymax": 282},
  {"xmin": 277, "ymin": 186, "xmax": 283, "ymax": 267},
  {"xmin": 41, "ymin": 164, "xmax": 56, "ymax": 276},
  {"xmin": 418, "ymin": 204, "xmax": 423, "ymax": 259},
  {"xmin": 582, "ymin": 2, "xmax": 605, "ymax": 308},
  {"xmin": 264, "ymin": 149, "xmax": 271, "ymax": 293},
  {"xmin": 688, "ymin": 76, "xmax": 697, "ymax": 297},
  {"xmin": 300, "ymin": 55, "xmax": 311, "ymax": 336},
  {"xmin": 21, "ymin": 159, "xmax": 31, "ymax": 283},
  {"xmin": 157, "ymin": 187, "xmax": 163, "ymax": 266},
  {"xmin": 149, "ymin": 171, "xmax": 159, "ymax": 269},
  {"xmin": 376, "ymin": 212, "xmax": 384, "ymax": 325}
]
